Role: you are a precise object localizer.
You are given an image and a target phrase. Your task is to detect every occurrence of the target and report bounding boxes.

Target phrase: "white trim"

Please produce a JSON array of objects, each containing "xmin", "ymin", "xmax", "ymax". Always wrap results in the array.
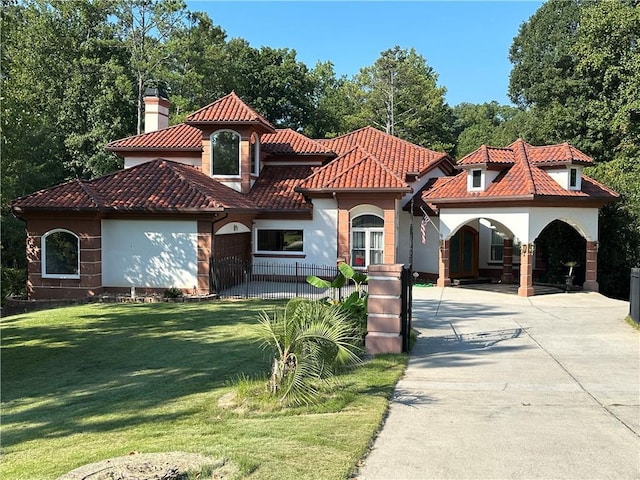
[{"xmin": 41, "ymin": 229, "xmax": 80, "ymax": 279}]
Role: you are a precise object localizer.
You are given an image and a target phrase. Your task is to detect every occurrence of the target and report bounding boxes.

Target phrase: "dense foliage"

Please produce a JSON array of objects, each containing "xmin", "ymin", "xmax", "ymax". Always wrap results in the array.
[{"xmin": 2, "ymin": 0, "xmax": 638, "ymax": 299}]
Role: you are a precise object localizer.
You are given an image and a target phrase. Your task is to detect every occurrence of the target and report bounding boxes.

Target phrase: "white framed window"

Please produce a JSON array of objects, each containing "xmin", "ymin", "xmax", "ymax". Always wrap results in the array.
[
  {"xmin": 351, "ymin": 214, "xmax": 384, "ymax": 268},
  {"xmin": 250, "ymin": 133, "xmax": 260, "ymax": 176},
  {"xmin": 42, "ymin": 229, "xmax": 80, "ymax": 279},
  {"xmin": 211, "ymin": 129, "xmax": 240, "ymax": 176},
  {"xmin": 472, "ymin": 169, "xmax": 482, "ymax": 188},
  {"xmin": 257, "ymin": 229, "xmax": 303, "ymax": 253},
  {"xmin": 569, "ymin": 167, "xmax": 578, "ymax": 188},
  {"xmin": 490, "ymin": 231, "xmax": 521, "ymax": 263}
]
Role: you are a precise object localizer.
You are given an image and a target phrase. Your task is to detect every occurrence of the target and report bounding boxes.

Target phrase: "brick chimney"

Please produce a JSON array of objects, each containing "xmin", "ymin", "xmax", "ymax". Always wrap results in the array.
[{"xmin": 144, "ymin": 87, "xmax": 169, "ymax": 133}]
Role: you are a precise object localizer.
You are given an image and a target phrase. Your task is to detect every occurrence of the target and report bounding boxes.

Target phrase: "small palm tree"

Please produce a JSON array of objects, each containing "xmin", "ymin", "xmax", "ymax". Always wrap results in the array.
[{"xmin": 256, "ymin": 299, "xmax": 363, "ymax": 405}]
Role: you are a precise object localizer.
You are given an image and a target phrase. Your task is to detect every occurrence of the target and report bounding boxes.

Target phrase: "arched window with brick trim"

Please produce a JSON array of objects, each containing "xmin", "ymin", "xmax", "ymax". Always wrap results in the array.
[{"xmin": 42, "ymin": 229, "xmax": 80, "ymax": 279}]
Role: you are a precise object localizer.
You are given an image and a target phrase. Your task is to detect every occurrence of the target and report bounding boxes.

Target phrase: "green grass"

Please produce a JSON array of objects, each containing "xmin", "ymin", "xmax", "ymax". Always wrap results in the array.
[{"xmin": 1, "ymin": 300, "xmax": 406, "ymax": 479}]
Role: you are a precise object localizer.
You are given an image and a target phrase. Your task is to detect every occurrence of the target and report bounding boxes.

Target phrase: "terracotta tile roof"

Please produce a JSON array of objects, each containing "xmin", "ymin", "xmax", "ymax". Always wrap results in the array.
[
  {"xmin": 105, "ymin": 123, "xmax": 202, "ymax": 152},
  {"xmin": 13, "ymin": 160, "xmax": 255, "ymax": 213},
  {"xmin": 296, "ymin": 146, "xmax": 410, "ymax": 192},
  {"xmin": 185, "ymin": 91, "xmax": 275, "ymax": 132},
  {"xmin": 421, "ymin": 139, "xmax": 618, "ymax": 204},
  {"xmin": 248, "ymin": 165, "xmax": 314, "ymax": 211},
  {"xmin": 458, "ymin": 139, "xmax": 594, "ymax": 168},
  {"xmin": 320, "ymin": 126, "xmax": 453, "ymax": 178},
  {"xmin": 457, "ymin": 144, "xmax": 515, "ymax": 166},
  {"xmin": 261, "ymin": 129, "xmax": 335, "ymax": 155}
]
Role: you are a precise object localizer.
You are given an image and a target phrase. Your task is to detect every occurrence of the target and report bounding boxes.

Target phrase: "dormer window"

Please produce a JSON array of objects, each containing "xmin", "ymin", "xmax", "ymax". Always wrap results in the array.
[
  {"xmin": 569, "ymin": 168, "xmax": 577, "ymax": 188},
  {"xmin": 211, "ymin": 130, "xmax": 240, "ymax": 176},
  {"xmin": 467, "ymin": 168, "xmax": 485, "ymax": 191},
  {"xmin": 472, "ymin": 169, "xmax": 482, "ymax": 188},
  {"xmin": 567, "ymin": 166, "xmax": 581, "ymax": 190}
]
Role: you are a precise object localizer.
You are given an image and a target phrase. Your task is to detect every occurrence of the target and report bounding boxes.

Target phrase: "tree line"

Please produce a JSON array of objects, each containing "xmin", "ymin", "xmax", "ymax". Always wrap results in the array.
[{"xmin": 2, "ymin": 0, "xmax": 638, "ymax": 299}]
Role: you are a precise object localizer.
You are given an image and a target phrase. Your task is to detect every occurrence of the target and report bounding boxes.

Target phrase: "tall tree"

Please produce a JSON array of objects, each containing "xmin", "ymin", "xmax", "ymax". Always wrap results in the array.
[
  {"xmin": 452, "ymin": 102, "xmax": 524, "ymax": 158},
  {"xmin": 354, "ymin": 46, "xmax": 454, "ymax": 151},
  {"xmin": 115, "ymin": 0, "xmax": 187, "ymax": 134},
  {"xmin": 507, "ymin": 0, "xmax": 640, "ymax": 298}
]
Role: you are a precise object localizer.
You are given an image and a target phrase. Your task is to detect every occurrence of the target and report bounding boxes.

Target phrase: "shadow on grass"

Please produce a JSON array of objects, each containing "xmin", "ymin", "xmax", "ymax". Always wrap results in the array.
[{"xmin": 1, "ymin": 300, "xmax": 280, "ymax": 447}]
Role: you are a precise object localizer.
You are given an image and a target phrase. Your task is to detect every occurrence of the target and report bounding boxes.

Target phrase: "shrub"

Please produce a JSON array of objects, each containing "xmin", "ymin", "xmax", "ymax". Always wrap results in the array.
[
  {"xmin": 163, "ymin": 287, "xmax": 184, "ymax": 298},
  {"xmin": 256, "ymin": 299, "xmax": 363, "ymax": 406}
]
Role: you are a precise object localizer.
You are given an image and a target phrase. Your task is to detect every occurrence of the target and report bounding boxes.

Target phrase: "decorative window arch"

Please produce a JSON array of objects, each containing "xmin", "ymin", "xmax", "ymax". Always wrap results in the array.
[
  {"xmin": 211, "ymin": 129, "xmax": 241, "ymax": 176},
  {"xmin": 42, "ymin": 229, "xmax": 80, "ymax": 279},
  {"xmin": 351, "ymin": 214, "xmax": 384, "ymax": 268},
  {"xmin": 250, "ymin": 133, "xmax": 260, "ymax": 176}
]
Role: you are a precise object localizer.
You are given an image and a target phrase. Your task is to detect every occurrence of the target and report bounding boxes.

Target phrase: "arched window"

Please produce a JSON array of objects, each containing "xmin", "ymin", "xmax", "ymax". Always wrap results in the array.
[
  {"xmin": 351, "ymin": 214, "xmax": 384, "ymax": 268},
  {"xmin": 211, "ymin": 130, "xmax": 240, "ymax": 176},
  {"xmin": 42, "ymin": 229, "xmax": 80, "ymax": 278},
  {"xmin": 250, "ymin": 133, "xmax": 260, "ymax": 176}
]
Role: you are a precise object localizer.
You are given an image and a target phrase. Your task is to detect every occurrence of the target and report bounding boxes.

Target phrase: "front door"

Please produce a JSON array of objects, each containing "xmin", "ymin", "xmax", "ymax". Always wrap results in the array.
[{"xmin": 450, "ymin": 226, "xmax": 478, "ymax": 278}]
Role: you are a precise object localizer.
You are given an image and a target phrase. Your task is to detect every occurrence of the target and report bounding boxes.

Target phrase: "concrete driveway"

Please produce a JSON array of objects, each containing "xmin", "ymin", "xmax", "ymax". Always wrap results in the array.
[{"xmin": 358, "ymin": 286, "xmax": 639, "ymax": 480}]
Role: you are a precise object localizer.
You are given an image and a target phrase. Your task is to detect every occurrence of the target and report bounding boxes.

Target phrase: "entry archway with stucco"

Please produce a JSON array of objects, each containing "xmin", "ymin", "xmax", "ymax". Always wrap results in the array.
[{"xmin": 436, "ymin": 207, "xmax": 601, "ymax": 297}]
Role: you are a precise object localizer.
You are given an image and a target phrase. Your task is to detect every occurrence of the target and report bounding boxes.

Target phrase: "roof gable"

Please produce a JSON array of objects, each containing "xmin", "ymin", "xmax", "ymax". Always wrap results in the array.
[
  {"xmin": 185, "ymin": 91, "xmax": 275, "ymax": 132},
  {"xmin": 296, "ymin": 145, "xmax": 409, "ymax": 192},
  {"xmin": 320, "ymin": 126, "xmax": 453, "ymax": 178}
]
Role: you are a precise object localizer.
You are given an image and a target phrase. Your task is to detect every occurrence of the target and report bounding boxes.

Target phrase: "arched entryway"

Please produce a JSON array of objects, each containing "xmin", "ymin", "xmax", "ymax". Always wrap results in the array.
[
  {"xmin": 535, "ymin": 220, "xmax": 587, "ymax": 287},
  {"xmin": 450, "ymin": 225, "xmax": 478, "ymax": 278}
]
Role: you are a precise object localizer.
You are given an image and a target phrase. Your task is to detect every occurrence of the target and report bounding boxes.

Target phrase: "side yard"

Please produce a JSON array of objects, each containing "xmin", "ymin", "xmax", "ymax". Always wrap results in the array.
[{"xmin": 0, "ymin": 301, "xmax": 406, "ymax": 479}]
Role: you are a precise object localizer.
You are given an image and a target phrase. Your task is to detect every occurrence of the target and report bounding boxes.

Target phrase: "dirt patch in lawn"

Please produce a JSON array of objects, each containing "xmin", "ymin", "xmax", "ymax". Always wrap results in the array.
[{"xmin": 57, "ymin": 451, "xmax": 237, "ymax": 479}]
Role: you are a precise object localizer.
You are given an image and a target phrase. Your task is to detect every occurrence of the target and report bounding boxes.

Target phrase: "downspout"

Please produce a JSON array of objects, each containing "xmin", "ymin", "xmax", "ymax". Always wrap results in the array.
[{"xmin": 409, "ymin": 198, "xmax": 414, "ymax": 271}]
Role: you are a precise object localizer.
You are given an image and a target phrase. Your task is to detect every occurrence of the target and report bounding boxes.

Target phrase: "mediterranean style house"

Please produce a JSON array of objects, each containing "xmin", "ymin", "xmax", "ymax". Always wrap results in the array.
[{"xmin": 12, "ymin": 90, "xmax": 619, "ymax": 300}]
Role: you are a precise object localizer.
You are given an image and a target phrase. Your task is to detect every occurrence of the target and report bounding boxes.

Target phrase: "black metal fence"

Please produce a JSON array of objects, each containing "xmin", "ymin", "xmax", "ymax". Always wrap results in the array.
[
  {"xmin": 631, "ymin": 268, "xmax": 640, "ymax": 325},
  {"xmin": 400, "ymin": 266, "xmax": 413, "ymax": 352},
  {"xmin": 211, "ymin": 257, "xmax": 366, "ymax": 300}
]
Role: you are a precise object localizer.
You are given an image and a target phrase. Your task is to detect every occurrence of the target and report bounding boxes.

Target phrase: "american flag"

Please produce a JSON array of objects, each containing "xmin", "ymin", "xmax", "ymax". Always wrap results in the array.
[{"xmin": 420, "ymin": 214, "xmax": 430, "ymax": 244}]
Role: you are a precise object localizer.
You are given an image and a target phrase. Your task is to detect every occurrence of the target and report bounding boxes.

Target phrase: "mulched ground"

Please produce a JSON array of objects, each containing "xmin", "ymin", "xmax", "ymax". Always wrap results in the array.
[{"xmin": 57, "ymin": 452, "xmax": 237, "ymax": 480}]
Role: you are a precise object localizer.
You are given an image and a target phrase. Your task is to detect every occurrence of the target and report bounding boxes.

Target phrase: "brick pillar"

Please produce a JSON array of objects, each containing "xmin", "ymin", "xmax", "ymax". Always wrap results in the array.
[
  {"xmin": 366, "ymin": 264, "xmax": 404, "ymax": 354},
  {"xmin": 437, "ymin": 239, "xmax": 451, "ymax": 287},
  {"xmin": 517, "ymin": 243, "xmax": 535, "ymax": 297},
  {"xmin": 501, "ymin": 238, "xmax": 514, "ymax": 284},
  {"xmin": 337, "ymin": 208, "xmax": 350, "ymax": 264},
  {"xmin": 583, "ymin": 241, "xmax": 599, "ymax": 292},
  {"xmin": 197, "ymin": 221, "xmax": 212, "ymax": 295}
]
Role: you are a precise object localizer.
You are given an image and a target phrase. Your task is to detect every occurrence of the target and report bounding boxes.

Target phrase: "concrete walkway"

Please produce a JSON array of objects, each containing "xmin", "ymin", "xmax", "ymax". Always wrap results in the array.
[{"xmin": 358, "ymin": 287, "xmax": 640, "ymax": 480}]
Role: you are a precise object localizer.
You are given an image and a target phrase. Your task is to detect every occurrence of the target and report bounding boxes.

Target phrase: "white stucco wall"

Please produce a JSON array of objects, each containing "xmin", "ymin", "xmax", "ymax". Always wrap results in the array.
[
  {"xmin": 397, "ymin": 212, "xmax": 440, "ymax": 274},
  {"xmin": 252, "ymin": 198, "xmax": 338, "ymax": 266},
  {"xmin": 439, "ymin": 206, "xmax": 599, "ymax": 243},
  {"xmin": 102, "ymin": 220, "xmax": 198, "ymax": 288}
]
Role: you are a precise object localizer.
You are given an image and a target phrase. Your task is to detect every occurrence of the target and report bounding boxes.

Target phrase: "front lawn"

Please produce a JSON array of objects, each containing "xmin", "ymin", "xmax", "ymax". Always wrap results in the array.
[{"xmin": 0, "ymin": 301, "xmax": 406, "ymax": 479}]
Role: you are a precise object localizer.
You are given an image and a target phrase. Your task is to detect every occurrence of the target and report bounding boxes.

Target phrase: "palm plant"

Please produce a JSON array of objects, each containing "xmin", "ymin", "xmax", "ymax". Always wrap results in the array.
[{"xmin": 256, "ymin": 299, "xmax": 363, "ymax": 406}]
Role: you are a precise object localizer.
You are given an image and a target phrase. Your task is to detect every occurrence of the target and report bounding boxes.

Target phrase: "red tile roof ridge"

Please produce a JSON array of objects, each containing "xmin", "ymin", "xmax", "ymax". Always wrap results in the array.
[
  {"xmin": 512, "ymin": 139, "xmax": 536, "ymax": 195},
  {"xmin": 77, "ymin": 178, "xmax": 104, "ymax": 208},
  {"xmin": 185, "ymin": 91, "xmax": 275, "ymax": 131}
]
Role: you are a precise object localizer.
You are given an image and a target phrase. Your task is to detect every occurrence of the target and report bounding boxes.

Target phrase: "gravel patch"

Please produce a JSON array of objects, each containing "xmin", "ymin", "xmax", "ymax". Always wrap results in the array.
[{"xmin": 57, "ymin": 452, "xmax": 236, "ymax": 480}]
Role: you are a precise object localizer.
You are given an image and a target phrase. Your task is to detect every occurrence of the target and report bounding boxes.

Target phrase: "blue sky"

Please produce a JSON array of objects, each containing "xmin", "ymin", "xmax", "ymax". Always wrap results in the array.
[{"xmin": 187, "ymin": 1, "xmax": 544, "ymax": 106}]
